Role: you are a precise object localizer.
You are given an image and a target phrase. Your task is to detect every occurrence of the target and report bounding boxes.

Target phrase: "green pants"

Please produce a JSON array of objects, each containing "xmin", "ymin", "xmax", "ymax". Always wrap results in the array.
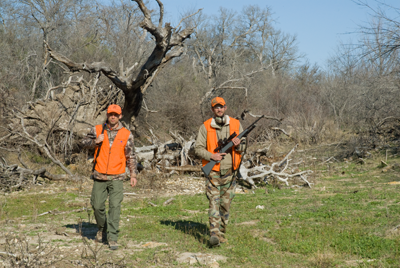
[{"xmin": 90, "ymin": 179, "xmax": 124, "ymax": 242}]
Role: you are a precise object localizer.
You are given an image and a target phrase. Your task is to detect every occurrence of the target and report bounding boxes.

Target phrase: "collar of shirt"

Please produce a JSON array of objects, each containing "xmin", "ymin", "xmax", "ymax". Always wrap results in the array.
[{"xmin": 107, "ymin": 122, "xmax": 121, "ymax": 131}]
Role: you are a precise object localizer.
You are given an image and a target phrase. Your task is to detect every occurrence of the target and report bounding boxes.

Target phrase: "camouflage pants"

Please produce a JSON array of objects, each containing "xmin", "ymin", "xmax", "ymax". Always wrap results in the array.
[{"xmin": 206, "ymin": 171, "xmax": 236, "ymax": 237}]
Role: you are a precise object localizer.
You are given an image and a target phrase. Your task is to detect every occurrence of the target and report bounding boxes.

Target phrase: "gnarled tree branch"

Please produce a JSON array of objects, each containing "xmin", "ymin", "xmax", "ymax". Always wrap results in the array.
[{"xmin": 45, "ymin": 0, "xmax": 201, "ymax": 128}]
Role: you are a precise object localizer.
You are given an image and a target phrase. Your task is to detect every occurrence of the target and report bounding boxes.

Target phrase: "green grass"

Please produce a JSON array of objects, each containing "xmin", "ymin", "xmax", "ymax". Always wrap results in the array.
[
  {"xmin": 2, "ymin": 153, "xmax": 400, "ymax": 267},
  {"xmin": 118, "ymin": 179, "xmax": 400, "ymax": 266},
  {"xmin": 26, "ymin": 151, "xmax": 52, "ymax": 164},
  {"xmin": 0, "ymin": 191, "xmax": 85, "ymax": 221},
  {"xmin": 118, "ymin": 155, "xmax": 400, "ymax": 267}
]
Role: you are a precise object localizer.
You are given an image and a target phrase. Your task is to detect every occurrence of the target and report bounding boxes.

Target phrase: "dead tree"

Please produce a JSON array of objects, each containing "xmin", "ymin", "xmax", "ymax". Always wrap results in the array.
[
  {"xmin": 45, "ymin": 0, "xmax": 201, "ymax": 128},
  {"xmin": 0, "ymin": 0, "xmax": 201, "ymax": 183}
]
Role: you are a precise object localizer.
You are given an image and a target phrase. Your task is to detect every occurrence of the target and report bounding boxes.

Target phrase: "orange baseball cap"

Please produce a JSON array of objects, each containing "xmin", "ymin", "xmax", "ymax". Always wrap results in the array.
[
  {"xmin": 211, "ymin": 97, "xmax": 226, "ymax": 107},
  {"xmin": 107, "ymin": 104, "xmax": 122, "ymax": 115}
]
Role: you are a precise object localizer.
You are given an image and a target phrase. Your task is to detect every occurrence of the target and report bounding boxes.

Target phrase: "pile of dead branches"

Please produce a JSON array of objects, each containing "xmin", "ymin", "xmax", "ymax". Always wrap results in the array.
[
  {"xmin": 0, "ymin": 156, "xmax": 80, "ymax": 192},
  {"xmin": 135, "ymin": 131, "xmax": 200, "ymax": 175},
  {"xmin": 239, "ymin": 144, "xmax": 313, "ymax": 188}
]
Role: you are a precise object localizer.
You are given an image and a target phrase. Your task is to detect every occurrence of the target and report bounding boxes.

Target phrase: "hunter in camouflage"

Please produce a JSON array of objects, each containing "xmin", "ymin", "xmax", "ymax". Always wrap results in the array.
[{"xmin": 195, "ymin": 97, "xmax": 246, "ymax": 247}]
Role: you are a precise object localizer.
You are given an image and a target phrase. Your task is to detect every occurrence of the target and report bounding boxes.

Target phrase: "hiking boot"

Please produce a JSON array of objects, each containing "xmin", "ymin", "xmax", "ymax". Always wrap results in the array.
[
  {"xmin": 109, "ymin": 240, "xmax": 118, "ymax": 250},
  {"xmin": 95, "ymin": 229, "xmax": 106, "ymax": 243},
  {"xmin": 209, "ymin": 236, "xmax": 220, "ymax": 247}
]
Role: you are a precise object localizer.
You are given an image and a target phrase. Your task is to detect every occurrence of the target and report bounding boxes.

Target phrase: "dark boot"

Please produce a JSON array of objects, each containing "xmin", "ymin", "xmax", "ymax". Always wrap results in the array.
[{"xmin": 209, "ymin": 236, "xmax": 220, "ymax": 247}]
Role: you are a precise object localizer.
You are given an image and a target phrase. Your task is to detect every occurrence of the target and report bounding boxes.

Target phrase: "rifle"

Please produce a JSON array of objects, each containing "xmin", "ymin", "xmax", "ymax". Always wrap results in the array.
[
  {"xmin": 214, "ymin": 132, "xmax": 237, "ymax": 153},
  {"xmin": 92, "ymin": 123, "xmax": 107, "ymax": 172},
  {"xmin": 201, "ymin": 115, "xmax": 264, "ymax": 176}
]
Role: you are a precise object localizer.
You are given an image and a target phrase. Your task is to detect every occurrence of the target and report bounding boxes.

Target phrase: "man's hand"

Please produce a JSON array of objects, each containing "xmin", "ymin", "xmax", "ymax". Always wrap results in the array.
[
  {"xmin": 95, "ymin": 134, "xmax": 104, "ymax": 144},
  {"xmin": 211, "ymin": 153, "xmax": 226, "ymax": 161},
  {"xmin": 232, "ymin": 137, "xmax": 240, "ymax": 146},
  {"xmin": 130, "ymin": 175, "xmax": 137, "ymax": 187}
]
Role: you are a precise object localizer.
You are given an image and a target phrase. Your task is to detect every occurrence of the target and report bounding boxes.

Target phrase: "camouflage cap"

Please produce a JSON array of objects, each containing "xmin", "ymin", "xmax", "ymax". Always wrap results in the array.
[{"xmin": 211, "ymin": 97, "xmax": 226, "ymax": 107}]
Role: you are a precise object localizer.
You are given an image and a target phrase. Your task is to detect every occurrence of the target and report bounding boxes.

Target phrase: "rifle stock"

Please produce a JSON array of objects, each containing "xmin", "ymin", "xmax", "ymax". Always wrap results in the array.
[{"xmin": 201, "ymin": 116, "xmax": 264, "ymax": 176}]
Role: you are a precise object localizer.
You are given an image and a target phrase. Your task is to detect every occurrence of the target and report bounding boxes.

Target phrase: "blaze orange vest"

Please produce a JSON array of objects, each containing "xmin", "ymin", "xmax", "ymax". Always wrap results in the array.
[
  {"xmin": 94, "ymin": 125, "xmax": 130, "ymax": 175},
  {"xmin": 202, "ymin": 117, "xmax": 242, "ymax": 172}
]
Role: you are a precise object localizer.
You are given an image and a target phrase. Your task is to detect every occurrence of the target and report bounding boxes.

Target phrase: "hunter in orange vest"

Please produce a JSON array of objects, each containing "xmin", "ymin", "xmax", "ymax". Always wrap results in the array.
[
  {"xmin": 195, "ymin": 97, "xmax": 246, "ymax": 247},
  {"xmin": 93, "ymin": 124, "xmax": 130, "ymax": 175},
  {"xmin": 81, "ymin": 104, "xmax": 138, "ymax": 250},
  {"xmin": 202, "ymin": 117, "xmax": 242, "ymax": 172}
]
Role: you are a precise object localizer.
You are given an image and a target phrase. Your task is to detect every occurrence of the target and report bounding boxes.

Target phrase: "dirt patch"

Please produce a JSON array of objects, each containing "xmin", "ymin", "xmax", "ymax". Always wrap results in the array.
[
  {"xmin": 0, "ymin": 225, "xmax": 175, "ymax": 267},
  {"xmin": 385, "ymin": 225, "xmax": 400, "ymax": 238},
  {"xmin": 184, "ymin": 209, "xmax": 202, "ymax": 214},
  {"xmin": 236, "ymin": 220, "xmax": 259, "ymax": 226},
  {"xmin": 176, "ymin": 252, "xmax": 227, "ymax": 266},
  {"xmin": 252, "ymin": 229, "xmax": 277, "ymax": 244},
  {"xmin": 134, "ymin": 172, "xmax": 205, "ymax": 197},
  {"xmin": 335, "ymin": 178, "xmax": 355, "ymax": 182}
]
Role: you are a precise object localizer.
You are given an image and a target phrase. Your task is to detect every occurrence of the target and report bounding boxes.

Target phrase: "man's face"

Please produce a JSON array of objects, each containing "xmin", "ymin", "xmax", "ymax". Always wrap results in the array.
[
  {"xmin": 107, "ymin": 112, "xmax": 122, "ymax": 125},
  {"xmin": 212, "ymin": 104, "xmax": 227, "ymax": 118}
]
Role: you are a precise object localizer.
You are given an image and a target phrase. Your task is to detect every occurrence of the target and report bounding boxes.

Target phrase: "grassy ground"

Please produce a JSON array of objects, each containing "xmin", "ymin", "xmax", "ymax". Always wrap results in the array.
[{"xmin": 1, "ymin": 148, "xmax": 400, "ymax": 267}]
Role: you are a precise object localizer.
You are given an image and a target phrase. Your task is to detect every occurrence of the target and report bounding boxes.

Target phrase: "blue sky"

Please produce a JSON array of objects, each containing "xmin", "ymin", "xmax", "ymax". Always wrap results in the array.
[{"xmin": 155, "ymin": 0, "xmax": 399, "ymax": 69}]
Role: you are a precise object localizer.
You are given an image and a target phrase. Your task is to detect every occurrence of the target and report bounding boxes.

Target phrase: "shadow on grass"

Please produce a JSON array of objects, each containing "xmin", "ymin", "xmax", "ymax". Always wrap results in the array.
[
  {"xmin": 65, "ymin": 221, "xmax": 98, "ymax": 240},
  {"xmin": 160, "ymin": 220, "xmax": 209, "ymax": 245}
]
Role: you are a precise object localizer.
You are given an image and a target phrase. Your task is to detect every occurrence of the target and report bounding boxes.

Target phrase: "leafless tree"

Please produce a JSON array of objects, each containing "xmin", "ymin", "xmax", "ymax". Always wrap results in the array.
[
  {"xmin": 354, "ymin": 0, "xmax": 400, "ymax": 74},
  {"xmin": 188, "ymin": 5, "xmax": 304, "ymax": 122},
  {"xmin": 266, "ymin": 29, "xmax": 303, "ymax": 74},
  {"xmin": 13, "ymin": 0, "xmax": 92, "ymax": 99},
  {"xmin": 321, "ymin": 1, "xmax": 400, "ymax": 146},
  {"xmin": 189, "ymin": 6, "xmax": 281, "ymax": 86},
  {"xmin": 46, "ymin": 0, "xmax": 200, "ymax": 128}
]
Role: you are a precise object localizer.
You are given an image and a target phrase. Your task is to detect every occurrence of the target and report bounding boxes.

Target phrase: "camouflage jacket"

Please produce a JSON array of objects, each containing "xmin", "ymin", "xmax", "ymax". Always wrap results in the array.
[{"xmin": 81, "ymin": 122, "xmax": 138, "ymax": 181}]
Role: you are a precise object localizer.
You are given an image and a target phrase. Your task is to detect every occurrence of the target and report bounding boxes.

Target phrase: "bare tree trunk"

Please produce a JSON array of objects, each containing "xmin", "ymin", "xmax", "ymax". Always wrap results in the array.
[{"xmin": 45, "ymin": 0, "xmax": 201, "ymax": 128}]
